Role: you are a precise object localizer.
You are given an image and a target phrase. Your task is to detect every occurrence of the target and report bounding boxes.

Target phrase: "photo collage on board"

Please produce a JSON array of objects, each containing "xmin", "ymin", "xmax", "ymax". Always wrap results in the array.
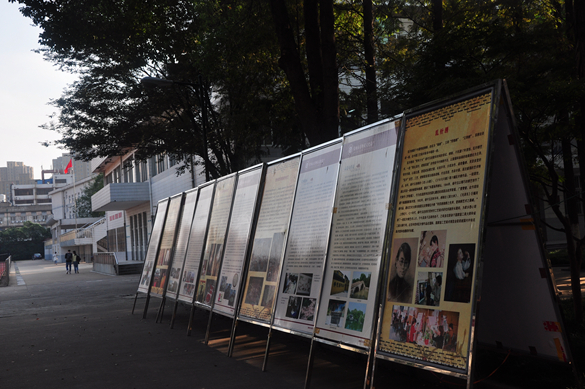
[
  {"xmin": 387, "ymin": 230, "xmax": 476, "ymax": 353},
  {"xmin": 217, "ymin": 271, "xmax": 239, "ymax": 307},
  {"xmin": 323, "ymin": 269, "xmax": 372, "ymax": 333},
  {"xmin": 243, "ymin": 232, "xmax": 285, "ymax": 315},
  {"xmin": 281, "ymin": 272, "xmax": 316, "ymax": 322},
  {"xmin": 181, "ymin": 269, "xmax": 197, "ymax": 298},
  {"xmin": 151, "ymin": 248, "xmax": 171, "ymax": 291}
]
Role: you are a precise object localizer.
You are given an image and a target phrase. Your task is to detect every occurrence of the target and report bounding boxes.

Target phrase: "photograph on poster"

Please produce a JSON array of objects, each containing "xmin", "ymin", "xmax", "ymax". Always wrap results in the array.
[
  {"xmin": 387, "ymin": 237, "xmax": 418, "ymax": 304},
  {"xmin": 325, "ymin": 299, "xmax": 346, "ymax": 327},
  {"xmin": 204, "ymin": 279, "xmax": 215, "ymax": 305},
  {"xmin": 349, "ymin": 271, "xmax": 371, "ymax": 300},
  {"xmin": 227, "ymin": 287, "xmax": 236, "ymax": 306},
  {"xmin": 261, "ymin": 284, "xmax": 276, "ymax": 308},
  {"xmin": 286, "ymin": 296, "xmax": 302, "ymax": 319},
  {"xmin": 245, "ymin": 276, "xmax": 264, "ymax": 306},
  {"xmin": 250, "ymin": 238, "xmax": 271, "ymax": 272},
  {"xmin": 444, "ymin": 244, "xmax": 475, "ymax": 303},
  {"xmin": 416, "ymin": 271, "xmax": 443, "ymax": 306},
  {"xmin": 182, "ymin": 282, "xmax": 194, "ymax": 296},
  {"xmin": 209, "ymin": 243, "xmax": 223, "ymax": 276},
  {"xmin": 219, "ymin": 275, "xmax": 227, "ymax": 293},
  {"xmin": 141, "ymin": 275, "xmax": 150, "ymax": 286},
  {"xmin": 330, "ymin": 270, "xmax": 351, "ymax": 297},
  {"xmin": 156, "ymin": 248, "xmax": 170, "ymax": 266},
  {"xmin": 266, "ymin": 232, "xmax": 285, "ymax": 282},
  {"xmin": 196, "ymin": 280, "xmax": 206, "ymax": 302},
  {"xmin": 418, "ymin": 230, "xmax": 447, "ymax": 268},
  {"xmin": 300, "ymin": 298, "xmax": 316, "ymax": 321},
  {"xmin": 168, "ymin": 280, "xmax": 178, "ymax": 293},
  {"xmin": 152, "ymin": 268, "xmax": 168, "ymax": 288},
  {"xmin": 389, "ymin": 305, "xmax": 460, "ymax": 352},
  {"xmin": 296, "ymin": 273, "xmax": 313, "ymax": 296},
  {"xmin": 282, "ymin": 273, "xmax": 298, "ymax": 294},
  {"xmin": 345, "ymin": 302, "xmax": 367, "ymax": 332},
  {"xmin": 183, "ymin": 270, "xmax": 195, "ymax": 283}
]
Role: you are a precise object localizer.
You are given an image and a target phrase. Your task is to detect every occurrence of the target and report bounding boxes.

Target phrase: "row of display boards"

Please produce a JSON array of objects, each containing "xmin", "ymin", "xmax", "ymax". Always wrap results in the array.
[{"xmin": 132, "ymin": 80, "xmax": 574, "ymax": 388}]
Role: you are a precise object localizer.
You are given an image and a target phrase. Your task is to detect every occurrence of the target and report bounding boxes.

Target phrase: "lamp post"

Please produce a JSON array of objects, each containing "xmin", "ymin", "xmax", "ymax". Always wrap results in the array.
[{"xmin": 140, "ymin": 76, "xmax": 210, "ymax": 181}]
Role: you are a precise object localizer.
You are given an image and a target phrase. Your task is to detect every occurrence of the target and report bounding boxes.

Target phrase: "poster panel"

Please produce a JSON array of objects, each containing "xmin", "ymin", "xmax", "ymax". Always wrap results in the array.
[
  {"xmin": 150, "ymin": 193, "xmax": 184, "ymax": 297},
  {"xmin": 165, "ymin": 188, "xmax": 198, "ymax": 301},
  {"xmin": 195, "ymin": 175, "xmax": 237, "ymax": 308},
  {"xmin": 238, "ymin": 156, "xmax": 301, "ymax": 323},
  {"xmin": 272, "ymin": 142, "xmax": 342, "ymax": 334},
  {"xmin": 214, "ymin": 166, "xmax": 264, "ymax": 317},
  {"xmin": 137, "ymin": 198, "xmax": 169, "ymax": 294},
  {"xmin": 177, "ymin": 182, "xmax": 215, "ymax": 304},
  {"xmin": 314, "ymin": 120, "xmax": 399, "ymax": 348},
  {"xmin": 377, "ymin": 90, "xmax": 493, "ymax": 373}
]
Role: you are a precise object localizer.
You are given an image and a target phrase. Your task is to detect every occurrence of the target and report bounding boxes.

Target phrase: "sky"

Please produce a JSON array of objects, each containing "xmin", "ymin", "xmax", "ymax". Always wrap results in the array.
[{"xmin": 0, "ymin": 1, "xmax": 78, "ymax": 179}]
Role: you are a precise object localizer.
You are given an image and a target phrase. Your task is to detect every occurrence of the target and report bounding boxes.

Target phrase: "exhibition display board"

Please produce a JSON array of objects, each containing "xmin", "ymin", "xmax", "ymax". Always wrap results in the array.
[
  {"xmin": 314, "ymin": 120, "xmax": 399, "ymax": 349},
  {"xmin": 195, "ymin": 174, "xmax": 237, "ymax": 308},
  {"xmin": 376, "ymin": 90, "xmax": 493, "ymax": 372},
  {"xmin": 374, "ymin": 82, "xmax": 571, "ymax": 383},
  {"xmin": 272, "ymin": 141, "xmax": 342, "ymax": 335},
  {"xmin": 133, "ymin": 81, "xmax": 572, "ymax": 388},
  {"xmin": 137, "ymin": 198, "xmax": 169, "ymax": 294},
  {"xmin": 214, "ymin": 165, "xmax": 264, "ymax": 317},
  {"xmin": 165, "ymin": 188, "xmax": 199, "ymax": 301},
  {"xmin": 238, "ymin": 156, "xmax": 301, "ymax": 323},
  {"xmin": 177, "ymin": 182, "xmax": 215, "ymax": 304},
  {"xmin": 150, "ymin": 193, "xmax": 184, "ymax": 297}
]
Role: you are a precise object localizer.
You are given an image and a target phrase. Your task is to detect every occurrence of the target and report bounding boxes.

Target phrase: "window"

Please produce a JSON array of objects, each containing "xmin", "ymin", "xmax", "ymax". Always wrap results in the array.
[{"xmin": 157, "ymin": 155, "xmax": 166, "ymax": 175}]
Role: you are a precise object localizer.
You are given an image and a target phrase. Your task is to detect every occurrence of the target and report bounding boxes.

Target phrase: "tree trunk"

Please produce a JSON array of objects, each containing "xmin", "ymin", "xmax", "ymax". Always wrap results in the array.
[
  {"xmin": 363, "ymin": 0, "xmax": 378, "ymax": 124},
  {"xmin": 562, "ymin": 137, "xmax": 583, "ymax": 323},
  {"xmin": 269, "ymin": 0, "xmax": 338, "ymax": 147}
]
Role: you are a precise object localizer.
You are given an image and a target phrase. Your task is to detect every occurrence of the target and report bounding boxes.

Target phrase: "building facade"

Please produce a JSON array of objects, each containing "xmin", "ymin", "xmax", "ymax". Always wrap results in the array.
[{"xmin": 91, "ymin": 151, "xmax": 205, "ymax": 263}]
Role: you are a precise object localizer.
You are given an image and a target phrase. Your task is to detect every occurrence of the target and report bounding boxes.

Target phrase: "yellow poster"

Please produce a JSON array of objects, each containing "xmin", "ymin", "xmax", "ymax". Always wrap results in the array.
[{"xmin": 378, "ymin": 91, "xmax": 493, "ymax": 372}]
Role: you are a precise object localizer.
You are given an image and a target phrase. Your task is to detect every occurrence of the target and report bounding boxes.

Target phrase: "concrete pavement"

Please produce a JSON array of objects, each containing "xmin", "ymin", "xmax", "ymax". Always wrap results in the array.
[{"xmin": 0, "ymin": 260, "xmax": 578, "ymax": 388}]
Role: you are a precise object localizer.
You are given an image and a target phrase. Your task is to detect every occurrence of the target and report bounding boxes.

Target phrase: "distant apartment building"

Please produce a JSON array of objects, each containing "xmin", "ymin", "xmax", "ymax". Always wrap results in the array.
[
  {"xmin": 0, "ymin": 161, "xmax": 35, "ymax": 199},
  {"xmin": 0, "ymin": 203, "xmax": 52, "ymax": 231},
  {"xmin": 52, "ymin": 154, "xmax": 92, "ymax": 183}
]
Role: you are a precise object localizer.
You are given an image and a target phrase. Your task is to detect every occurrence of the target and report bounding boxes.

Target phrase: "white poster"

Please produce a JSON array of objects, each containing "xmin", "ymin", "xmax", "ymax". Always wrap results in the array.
[
  {"xmin": 150, "ymin": 193, "xmax": 184, "ymax": 297},
  {"xmin": 239, "ymin": 157, "xmax": 301, "ymax": 323},
  {"xmin": 214, "ymin": 166, "xmax": 263, "ymax": 317},
  {"xmin": 177, "ymin": 183, "xmax": 215, "ymax": 304},
  {"xmin": 165, "ymin": 188, "xmax": 198, "ymax": 301},
  {"xmin": 195, "ymin": 175, "xmax": 237, "ymax": 308},
  {"xmin": 137, "ymin": 198, "xmax": 169, "ymax": 294},
  {"xmin": 272, "ymin": 143, "xmax": 342, "ymax": 334},
  {"xmin": 315, "ymin": 120, "xmax": 398, "ymax": 348}
]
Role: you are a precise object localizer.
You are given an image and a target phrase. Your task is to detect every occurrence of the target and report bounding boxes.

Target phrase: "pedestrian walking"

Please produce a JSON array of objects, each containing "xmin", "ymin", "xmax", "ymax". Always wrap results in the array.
[
  {"xmin": 65, "ymin": 250, "xmax": 73, "ymax": 274},
  {"xmin": 73, "ymin": 250, "xmax": 80, "ymax": 274},
  {"xmin": 54, "ymin": 252, "xmax": 58, "ymax": 265}
]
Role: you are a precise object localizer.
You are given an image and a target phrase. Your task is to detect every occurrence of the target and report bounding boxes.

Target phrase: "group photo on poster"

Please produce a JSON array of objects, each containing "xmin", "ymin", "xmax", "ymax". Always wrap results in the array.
[{"xmin": 389, "ymin": 305, "xmax": 461, "ymax": 355}]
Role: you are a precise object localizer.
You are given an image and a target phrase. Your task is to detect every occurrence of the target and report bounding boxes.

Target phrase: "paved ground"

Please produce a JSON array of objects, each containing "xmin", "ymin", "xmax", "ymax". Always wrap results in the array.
[{"xmin": 0, "ymin": 260, "xmax": 579, "ymax": 389}]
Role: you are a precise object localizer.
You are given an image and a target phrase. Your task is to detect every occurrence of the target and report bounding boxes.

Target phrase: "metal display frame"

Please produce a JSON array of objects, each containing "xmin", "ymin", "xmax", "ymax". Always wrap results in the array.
[{"xmin": 228, "ymin": 153, "xmax": 302, "ymax": 357}]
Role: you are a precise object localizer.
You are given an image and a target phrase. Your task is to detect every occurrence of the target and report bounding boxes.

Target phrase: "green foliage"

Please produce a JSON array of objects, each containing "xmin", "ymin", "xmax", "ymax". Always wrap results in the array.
[
  {"xmin": 0, "ymin": 222, "xmax": 51, "ymax": 260},
  {"xmin": 77, "ymin": 174, "xmax": 105, "ymax": 218}
]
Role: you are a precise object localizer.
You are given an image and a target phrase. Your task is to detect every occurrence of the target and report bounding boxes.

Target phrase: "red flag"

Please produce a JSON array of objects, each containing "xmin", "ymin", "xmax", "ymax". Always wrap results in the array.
[{"xmin": 64, "ymin": 159, "xmax": 73, "ymax": 174}]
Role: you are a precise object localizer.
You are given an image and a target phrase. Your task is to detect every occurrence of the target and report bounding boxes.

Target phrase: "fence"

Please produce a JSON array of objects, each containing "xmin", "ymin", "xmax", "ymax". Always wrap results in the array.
[
  {"xmin": 0, "ymin": 253, "xmax": 12, "ymax": 287},
  {"xmin": 93, "ymin": 252, "xmax": 118, "ymax": 276}
]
